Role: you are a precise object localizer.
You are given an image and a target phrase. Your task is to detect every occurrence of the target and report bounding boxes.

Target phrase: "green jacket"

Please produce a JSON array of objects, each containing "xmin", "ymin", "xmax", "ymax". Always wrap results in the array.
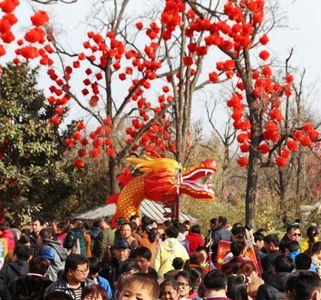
[{"xmin": 93, "ymin": 228, "xmax": 115, "ymax": 260}]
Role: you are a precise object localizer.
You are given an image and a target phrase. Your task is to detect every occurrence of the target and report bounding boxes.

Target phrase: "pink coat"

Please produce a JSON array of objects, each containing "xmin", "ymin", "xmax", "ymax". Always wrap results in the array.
[{"xmin": 1, "ymin": 228, "xmax": 15, "ymax": 251}]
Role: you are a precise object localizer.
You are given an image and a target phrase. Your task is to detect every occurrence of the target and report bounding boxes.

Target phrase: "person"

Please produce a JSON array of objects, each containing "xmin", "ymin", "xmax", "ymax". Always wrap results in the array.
[
  {"xmin": 256, "ymin": 255, "xmax": 294, "ymax": 300},
  {"xmin": 281, "ymin": 224, "xmax": 301, "ymax": 245},
  {"xmin": 284, "ymin": 240, "xmax": 301, "ymax": 262},
  {"xmin": 129, "ymin": 214, "xmax": 141, "ymax": 228},
  {"xmin": 115, "ymin": 260, "xmax": 141, "ymax": 292},
  {"xmin": 64, "ymin": 220, "xmax": 87, "ymax": 256},
  {"xmin": 211, "ymin": 216, "xmax": 231, "ymax": 260},
  {"xmin": 93, "ymin": 217, "xmax": 114, "ymax": 261},
  {"xmin": 82, "ymin": 284, "xmax": 109, "ymax": 300},
  {"xmin": 174, "ymin": 221, "xmax": 190, "ymax": 253},
  {"xmin": 164, "ymin": 257, "xmax": 185, "ymax": 280},
  {"xmin": 301, "ymin": 225, "xmax": 319, "ymax": 254},
  {"xmin": 261, "ymin": 234, "xmax": 280, "ymax": 280},
  {"xmin": 160, "ymin": 279, "xmax": 180, "ymax": 300},
  {"xmin": 196, "ymin": 246, "xmax": 216, "ymax": 271},
  {"xmin": 0, "ymin": 221, "xmax": 15, "ymax": 252},
  {"xmin": 312, "ymin": 241, "xmax": 321, "ymax": 277},
  {"xmin": 56, "ymin": 222, "xmax": 69, "ymax": 246},
  {"xmin": 45, "ymin": 291, "xmax": 75, "ymax": 300},
  {"xmin": 8, "ymin": 256, "xmax": 52, "ymax": 300},
  {"xmin": 129, "ymin": 221, "xmax": 141, "ymax": 245},
  {"xmin": 175, "ymin": 270, "xmax": 200, "ymax": 300},
  {"xmin": 39, "ymin": 228, "xmax": 68, "ymax": 281},
  {"xmin": 293, "ymin": 271, "xmax": 321, "ymax": 300},
  {"xmin": 155, "ymin": 226, "xmax": 189, "ymax": 277},
  {"xmin": 254, "ymin": 232, "xmax": 266, "ymax": 260},
  {"xmin": 130, "ymin": 246, "xmax": 158, "ymax": 280},
  {"xmin": 117, "ymin": 223, "xmax": 138, "ymax": 251},
  {"xmin": 187, "ymin": 225, "xmax": 204, "ymax": 255},
  {"xmin": 138, "ymin": 223, "xmax": 158, "ymax": 266},
  {"xmin": 88, "ymin": 257, "xmax": 112, "ymax": 299},
  {"xmin": 226, "ymin": 275, "xmax": 248, "ymax": 300},
  {"xmin": 116, "ymin": 273, "xmax": 160, "ymax": 300},
  {"xmin": 203, "ymin": 270, "xmax": 231, "ymax": 300},
  {"xmin": 114, "ymin": 218, "xmax": 126, "ymax": 243},
  {"xmin": 221, "ymin": 241, "xmax": 251, "ymax": 275},
  {"xmin": 99, "ymin": 240, "xmax": 131, "ymax": 290},
  {"xmin": 295, "ymin": 252, "xmax": 315, "ymax": 272},
  {"xmin": 45, "ymin": 254, "xmax": 93, "ymax": 300}
]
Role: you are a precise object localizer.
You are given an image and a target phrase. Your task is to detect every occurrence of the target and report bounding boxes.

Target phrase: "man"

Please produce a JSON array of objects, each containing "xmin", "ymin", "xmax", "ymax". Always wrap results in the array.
[
  {"xmin": 262, "ymin": 234, "xmax": 280, "ymax": 280},
  {"xmin": 0, "ymin": 245, "xmax": 30, "ymax": 300},
  {"xmin": 294, "ymin": 271, "xmax": 321, "ymax": 300},
  {"xmin": 211, "ymin": 216, "xmax": 231, "ymax": 262},
  {"xmin": 64, "ymin": 220, "xmax": 86, "ymax": 256},
  {"xmin": 203, "ymin": 270, "xmax": 231, "ymax": 300},
  {"xmin": 256, "ymin": 255, "xmax": 294, "ymax": 300},
  {"xmin": 131, "ymin": 246, "xmax": 158, "ymax": 280},
  {"xmin": 45, "ymin": 254, "xmax": 93, "ymax": 300},
  {"xmin": 39, "ymin": 229, "xmax": 68, "ymax": 281},
  {"xmin": 30, "ymin": 218, "xmax": 45, "ymax": 256},
  {"xmin": 281, "ymin": 224, "xmax": 301, "ymax": 245},
  {"xmin": 221, "ymin": 240, "xmax": 251, "ymax": 274},
  {"xmin": 155, "ymin": 226, "xmax": 189, "ymax": 277},
  {"xmin": 100, "ymin": 239, "xmax": 131, "ymax": 290},
  {"xmin": 93, "ymin": 216, "xmax": 114, "ymax": 260}
]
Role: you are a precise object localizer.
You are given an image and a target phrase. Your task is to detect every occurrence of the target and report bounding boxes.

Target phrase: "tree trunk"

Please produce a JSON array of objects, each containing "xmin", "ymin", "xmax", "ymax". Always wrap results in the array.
[
  {"xmin": 108, "ymin": 157, "xmax": 118, "ymax": 195},
  {"xmin": 245, "ymin": 144, "xmax": 260, "ymax": 227}
]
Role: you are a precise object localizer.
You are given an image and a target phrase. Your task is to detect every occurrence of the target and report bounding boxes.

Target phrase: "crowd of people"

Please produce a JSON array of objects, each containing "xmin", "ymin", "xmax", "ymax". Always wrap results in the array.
[{"xmin": 0, "ymin": 215, "xmax": 320, "ymax": 299}]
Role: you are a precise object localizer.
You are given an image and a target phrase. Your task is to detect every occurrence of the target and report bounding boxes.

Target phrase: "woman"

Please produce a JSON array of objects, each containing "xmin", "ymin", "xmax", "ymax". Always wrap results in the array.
[
  {"xmin": 119, "ymin": 223, "xmax": 138, "ymax": 251},
  {"xmin": 175, "ymin": 270, "xmax": 201, "ymax": 300},
  {"xmin": 301, "ymin": 225, "xmax": 318, "ymax": 254},
  {"xmin": 227, "ymin": 275, "xmax": 249, "ymax": 300},
  {"xmin": 160, "ymin": 279, "xmax": 180, "ymax": 300}
]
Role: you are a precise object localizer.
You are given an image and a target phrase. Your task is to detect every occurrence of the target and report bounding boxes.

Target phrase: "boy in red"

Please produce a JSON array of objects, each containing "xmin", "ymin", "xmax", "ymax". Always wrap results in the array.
[{"xmin": 203, "ymin": 270, "xmax": 231, "ymax": 300}]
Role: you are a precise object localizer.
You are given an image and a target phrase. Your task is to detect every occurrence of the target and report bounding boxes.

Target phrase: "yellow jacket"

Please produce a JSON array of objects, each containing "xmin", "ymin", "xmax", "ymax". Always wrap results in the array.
[
  {"xmin": 300, "ymin": 237, "xmax": 319, "ymax": 253},
  {"xmin": 155, "ymin": 238, "xmax": 189, "ymax": 277}
]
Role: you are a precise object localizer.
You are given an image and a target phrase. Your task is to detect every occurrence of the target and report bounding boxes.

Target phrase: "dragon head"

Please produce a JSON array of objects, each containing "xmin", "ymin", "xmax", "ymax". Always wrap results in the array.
[{"xmin": 126, "ymin": 157, "xmax": 217, "ymax": 202}]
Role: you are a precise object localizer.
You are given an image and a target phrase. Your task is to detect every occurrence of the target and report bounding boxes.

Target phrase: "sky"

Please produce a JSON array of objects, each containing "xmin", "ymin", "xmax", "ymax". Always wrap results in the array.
[{"xmin": 16, "ymin": 0, "xmax": 321, "ymax": 132}]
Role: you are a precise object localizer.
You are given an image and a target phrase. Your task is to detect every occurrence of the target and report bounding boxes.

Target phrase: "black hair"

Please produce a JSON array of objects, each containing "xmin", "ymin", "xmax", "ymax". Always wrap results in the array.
[
  {"xmin": 173, "ymin": 257, "xmax": 184, "ymax": 270},
  {"xmin": 231, "ymin": 240, "xmax": 245, "ymax": 257},
  {"xmin": 57, "ymin": 222, "xmax": 68, "ymax": 231},
  {"xmin": 14, "ymin": 245, "xmax": 31, "ymax": 261},
  {"xmin": 286, "ymin": 224, "xmax": 300, "ymax": 233},
  {"xmin": 0, "ymin": 221, "xmax": 10, "ymax": 231},
  {"xmin": 204, "ymin": 270, "xmax": 227, "ymax": 291},
  {"xmin": 218, "ymin": 216, "xmax": 228, "ymax": 226},
  {"xmin": 307, "ymin": 225, "xmax": 318, "ymax": 239},
  {"xmin": 231, "ymin": 226, "xmax": 245, "ymax": 239},
  {"xmin": 294, "ymin": 271, "xmax": 321, "ymax": 300},
  {"xmin": 165, "ymin": 226, "xmax": 179, "ymax": 238},
  {"xmin": 164, "ymin": 220, "xmax": 172, "ymax": 228},
  {"xmin": 129, "ymin": 214, "xmax": 139, "ymax": 221},
  {"xmin": 285, "ymin": 241, "xmax": 300, "ymax": 252},
  {"xmin": 39, "ymin": 228, "xmax": 53, "ymax": 240},
  {"xmin": 88, "ymin": 256, "xmax": 101, "ymax": 275},
  {"xmin": 196, "ymin": 246, "xmax": 207, "ymax": 252},
  {"xmin": 17, "ymin": 235, "xmax": 31, "ymax": 245},
  {"xmin": 120, "ymin": 222, "xmax": 131, "ymax": 229},
  {"xmin": 274, "ymin": 255, "xmax": 294, "ymax": 273},
  {"xmin": 64, "ymin": 254, "xmax": 89, "ymax": 273},
  {"xmin": 227, "ymin": 275, "xmax": 248, "ymax": 300},
  {"xmin": 82, "ymin": 284, "xmax": 108, "ymax": 300},
  {"xmin": 119, "ymin": 260, "xmax": 141, "ymax": 275},
  {"xmin": 263, "ymin": 234, "xmax": 280, "ymax": 247},
  {"xmin": 175, "ymin": 270, "xmax": 194, "ymax": 287},
  {"xmin": 21, "ymin": 228, "xmax": 31, "ymax": 236},
  {"xmin": 191, "ymin": 224, "xmax": 201, "ymax": 234},
  {"xmin": 45, "ymin": 291, "xmax": 74, "ymax": 300},
  {"xmin": 210, "ymin": 218, "xmax": 217, "ymax": 225},
  {"xmin": 295, "ymin": 253, "xmax": 312, "ymax": 271},
  {"xmin": 254, "ymin": 233, "xmax": 264, "ymax": 242},
  {"xmin": 131, "ymin": 247, "xmax": 152, "ymax": 261},
  {"xmin": 175, "ymin": 223, "xmax": 185, "ymax": 234},
  {"xmin": 129, "ymin": 222, "xmax": 137, "ymax": 231},
  {"xmin": 189, "ymin": 253, "xmax": 205, "ymax": 265},
  {"xmin": 29, "ymin": 256, "xmax": 50, "ymax": 275},
  {"xmin": 312, "ymin": 241, "xmax": 321, "ymax": 254},
  {"xmin": 32, "ymin": 218, "xmax": 45, "ymax": 226}
]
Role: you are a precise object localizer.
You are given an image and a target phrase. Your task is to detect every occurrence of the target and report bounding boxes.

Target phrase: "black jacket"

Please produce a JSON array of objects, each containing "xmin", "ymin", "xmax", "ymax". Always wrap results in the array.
[
  {"xmin": 262, "ymin": 250, "xmax": 280, "ymax": 281},
  {"xmin": 0, "ymin": 260, "xmax": 29, "ymax": 300},
  {"xmin": 8, "ymin": 274, "xmax": 52, "ymax": 300},
  {"xmin": 45, "ymin": 273, "xmax": 93, "ymax": 299},
  {"xmin": 256, "ymin": 272, "xmax": 291, "ymax": 300}
]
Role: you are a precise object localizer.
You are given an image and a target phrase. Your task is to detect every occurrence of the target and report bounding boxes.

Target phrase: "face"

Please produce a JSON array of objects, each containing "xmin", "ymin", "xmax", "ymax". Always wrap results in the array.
[
  {"xmin": 32, "ymin": 220, "xmax": 42, "ymax": 234},
  {"xmin": 68, "ymin": 263, "xmax": 89, "ymax": 283},
  {"xmin": 99, "ymin": 219, "xmax": 107, "ymax": 229},
  {"xmin": 133, "ymin": 217, "xmax": 140, "ymax": 227},
  {"xmin": 118, "ymin": 282, "xmax": 154, "ymax": 300},
  {"xmin": 83, "ymin": 293, "xmax": 103, "ymax": 300},
  {"xmin": 121, "ymin": 225, "xmax": 132, "ymax": 239},
  {"xmin": 115, "ymin": 248, "xmax": 130, "ymax": 262},
  {"xmin": 256, "ymin": 240, "xmax": 264, "ymax": 249},
  {"xmin": 176, "ymin": 275, "xmax": 192, "ymax": 298},
  {"xmin": 160, "ymin": 285, "xmax": 180, "ymax": 300},
  {"xmin": 288, "ymin": 228, "xmax": 301, "ymax": 242},
  {"xmin": 134, "ymin": 256, "xmax": 150, "ymax": 273}
]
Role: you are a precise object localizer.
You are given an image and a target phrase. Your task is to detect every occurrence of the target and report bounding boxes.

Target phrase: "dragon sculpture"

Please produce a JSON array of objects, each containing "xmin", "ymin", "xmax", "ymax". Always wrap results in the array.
[{"xmin": 105, "ymin": 157, "xmax": 217, "ymax": 224}]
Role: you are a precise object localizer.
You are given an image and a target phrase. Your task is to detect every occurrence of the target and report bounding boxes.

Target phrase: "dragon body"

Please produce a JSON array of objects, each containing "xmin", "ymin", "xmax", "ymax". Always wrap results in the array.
[{"xmin": 106, "ymin": 157, "xmax": 217, "ymax": 223}]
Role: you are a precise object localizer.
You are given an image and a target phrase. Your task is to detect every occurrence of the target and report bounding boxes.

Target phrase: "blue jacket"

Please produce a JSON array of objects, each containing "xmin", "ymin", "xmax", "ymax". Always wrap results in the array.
[{"xmin": 98, "ymin": 275, "xmax": 112, "ymax": 299}]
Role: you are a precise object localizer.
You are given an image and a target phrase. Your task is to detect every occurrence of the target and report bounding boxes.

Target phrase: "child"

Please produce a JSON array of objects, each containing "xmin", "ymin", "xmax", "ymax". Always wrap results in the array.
[
  {"xmin": 116, "ymin": 273, "xmax": 160, "ymax": 300},
  {"xmin": 130, "ymin": 247, "xmax": 158, "ymax": 280}
]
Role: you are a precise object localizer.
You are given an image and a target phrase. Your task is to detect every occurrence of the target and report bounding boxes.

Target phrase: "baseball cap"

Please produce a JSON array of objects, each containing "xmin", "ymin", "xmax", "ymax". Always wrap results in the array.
[{"xmin": 114, "ymin": 240, "xmax": 131, "ymax": 249}]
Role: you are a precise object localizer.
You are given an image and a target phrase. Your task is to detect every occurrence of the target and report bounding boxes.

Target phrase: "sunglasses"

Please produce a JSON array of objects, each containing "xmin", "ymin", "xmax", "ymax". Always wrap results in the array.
[{"xmin": 292, "ymin": 233, "xmax": 301, "ymax": 237}]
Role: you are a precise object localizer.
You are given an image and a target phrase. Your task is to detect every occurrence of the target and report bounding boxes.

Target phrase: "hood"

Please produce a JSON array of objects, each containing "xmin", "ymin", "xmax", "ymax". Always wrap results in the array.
[
  {"xmin": 10, "ymin": 260, "xmax": 29, "ymax": 276},
  {"xmin": 163, "ymin": 238, "xmax": 180, "ymax": 252},
  {"xmin": 267, "ymin": 272, "xmax": 291, "ymax": 292},
  {"xmin": 44, "ymin": 239, "xmax": 68, "ymax": 261}
]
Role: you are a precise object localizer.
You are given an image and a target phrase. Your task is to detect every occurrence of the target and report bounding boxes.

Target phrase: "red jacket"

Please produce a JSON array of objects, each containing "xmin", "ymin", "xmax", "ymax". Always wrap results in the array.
[
  {"xmin": 1, "ymin": 228, "xmax": 15, "ymax": 251},
  {"xmin": 187, "ymin": 232, "xmax": 204, "ymax": 255}
]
